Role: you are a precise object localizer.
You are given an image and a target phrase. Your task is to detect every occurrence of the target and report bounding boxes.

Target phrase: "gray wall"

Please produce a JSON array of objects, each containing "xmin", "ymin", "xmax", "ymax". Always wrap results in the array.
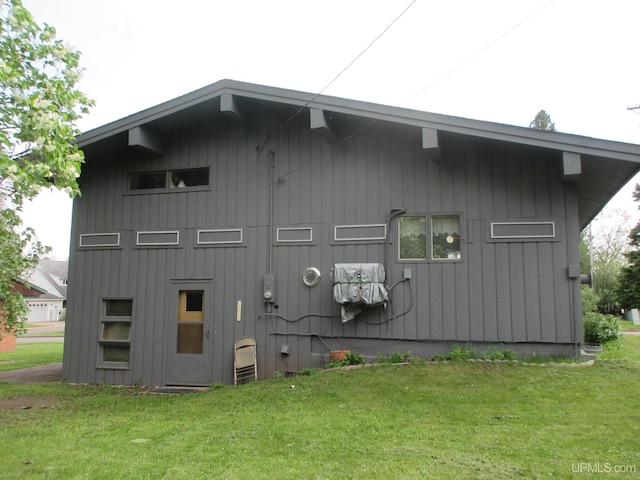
[{"xmin": 63, "ymin": 104, "xmax": 582, "ymax": 386}]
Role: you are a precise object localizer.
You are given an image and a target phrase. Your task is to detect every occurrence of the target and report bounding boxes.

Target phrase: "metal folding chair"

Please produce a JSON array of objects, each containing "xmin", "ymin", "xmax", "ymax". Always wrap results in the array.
[{"xmin": 234, "ymin": 336, "xmax": 257, "ymax": 385}]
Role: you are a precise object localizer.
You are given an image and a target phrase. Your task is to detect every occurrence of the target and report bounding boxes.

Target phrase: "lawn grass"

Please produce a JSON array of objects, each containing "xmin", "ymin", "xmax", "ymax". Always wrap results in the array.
[
  {"xmin": 0, "ymin": 343, "xmax": 63, "ymax": 372},
  {"xmin": 620, "ymin": 319, "xmax": 640, "ymax": 331},
  {"xmin": 1, "ymin": 338, "xmax": 639, "ymax": 479}
]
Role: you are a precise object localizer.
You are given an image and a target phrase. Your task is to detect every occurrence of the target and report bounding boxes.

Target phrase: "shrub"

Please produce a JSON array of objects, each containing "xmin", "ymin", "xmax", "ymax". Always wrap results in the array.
[
  {"xmin": 377, "ymin": 351, "xmax": 415, "ymax": 364},
  {"xmin": 581, "ymin": 286, "xmax": 600, "ymax": 316},
  {"xmin": 434, "ymin": 344, "xmax": 476, "ymax": 361},
  {"xmin": 325, "ymin": 351, "xmax": 365, "ymax": 368},
  {"xmin": 584, "ymin": 314, "xmax": 621, "ymax": 344},
  {"xmin": 343, "ymin": 351, "xmax": 365, "ymax": 365},
  {"xmin": 481, "ymin": 347, "xmax": 518, "ymax": 361}
]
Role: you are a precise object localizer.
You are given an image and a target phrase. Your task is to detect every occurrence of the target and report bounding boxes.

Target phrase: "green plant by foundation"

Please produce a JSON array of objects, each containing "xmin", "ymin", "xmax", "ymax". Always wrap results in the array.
[{"xmin": 433, "ymin": 344, "xmax": 477, "ymax": 361}]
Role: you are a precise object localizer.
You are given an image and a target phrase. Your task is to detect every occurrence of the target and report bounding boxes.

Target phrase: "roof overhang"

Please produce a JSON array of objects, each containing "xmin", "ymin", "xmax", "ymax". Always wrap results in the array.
[{"xmin": 77, "ymin": 79, "xmax": 640, "ymax": 229}]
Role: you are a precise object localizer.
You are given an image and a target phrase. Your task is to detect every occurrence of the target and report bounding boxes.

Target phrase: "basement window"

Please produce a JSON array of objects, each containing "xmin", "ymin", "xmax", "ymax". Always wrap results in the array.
[{"xmin": 99, "ymin": 299, "xmax": 133, "ymax": 367}]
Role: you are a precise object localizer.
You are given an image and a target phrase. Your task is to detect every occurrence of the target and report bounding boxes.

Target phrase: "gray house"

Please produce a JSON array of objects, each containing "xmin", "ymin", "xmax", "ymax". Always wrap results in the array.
[{"xmin": 64, "ymin": 80, "xmax": 640, "ymax": 386}]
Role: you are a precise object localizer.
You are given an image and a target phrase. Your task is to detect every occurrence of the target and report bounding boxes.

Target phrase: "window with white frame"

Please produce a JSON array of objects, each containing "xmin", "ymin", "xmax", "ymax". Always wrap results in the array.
[
  {"xmin": 398, "ymin": 214, "xmax": 462, "ymax": 261},
  {"xmin": 431, "ymin": 214, "xmax": 461, "ymax": 260},
  {"xmin": 398, "ymin": 216, "xmax": 427, "ymax": 261}
]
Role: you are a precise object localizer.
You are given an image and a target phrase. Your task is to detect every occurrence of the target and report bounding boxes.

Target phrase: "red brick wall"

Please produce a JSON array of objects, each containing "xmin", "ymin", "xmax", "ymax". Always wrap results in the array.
[
  {"xmin": 0, "ymin": 331, "xmax": 16, "ymax": 352},
  {"xmin": 0, "ymin": 317, "xmax": 17, "ymax": 352}
]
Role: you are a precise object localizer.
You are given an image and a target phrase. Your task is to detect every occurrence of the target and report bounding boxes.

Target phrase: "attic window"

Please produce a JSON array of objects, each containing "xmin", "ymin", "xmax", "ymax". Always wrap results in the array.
[
  {"xmin": 129, "ymin": 171, "xmax": 166, "ymax": 190},
  {"xmin": 170, "ymin": 168, "xmax": 209, "ymax": 188},
  {"xmin": 127, "ymin": 168, "xmax": 210, "ymax": 192}
]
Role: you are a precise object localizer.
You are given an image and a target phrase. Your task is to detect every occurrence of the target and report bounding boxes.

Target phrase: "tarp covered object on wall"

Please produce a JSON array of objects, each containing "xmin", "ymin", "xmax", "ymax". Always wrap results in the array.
[{"xmin": 332, "ymin": 263, "xmax": 389, "ymax": 322}]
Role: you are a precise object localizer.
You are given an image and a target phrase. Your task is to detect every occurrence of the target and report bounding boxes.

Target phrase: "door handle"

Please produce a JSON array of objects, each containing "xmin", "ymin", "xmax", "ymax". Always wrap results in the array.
[{"xmin": 206, "ymin": 329, "xmax": 210, "ymax": 339}]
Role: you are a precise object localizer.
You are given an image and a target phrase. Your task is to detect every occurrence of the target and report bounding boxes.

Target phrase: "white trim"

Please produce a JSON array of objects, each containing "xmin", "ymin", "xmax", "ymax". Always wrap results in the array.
[
  {"xmin": 276, "ymin": 227, "xmax": 313, "ymax": 243},
  {"xmin": 197, "ymin": 228, "xmax": 243, "ymax": 245},
  {"xmin": 490, "ymin": 221, "xmax": 556, "ymax": 239},
  {"xmin": 136, "ymin": 230, "xmax": 180, "ymax": 246},
  {"xmin": 79, "ymin": 232, "xmax": 121, "ymax": 248},
  {"xmin": 334, "ymin": 224, "xmax": 386, "ymax": 242}
]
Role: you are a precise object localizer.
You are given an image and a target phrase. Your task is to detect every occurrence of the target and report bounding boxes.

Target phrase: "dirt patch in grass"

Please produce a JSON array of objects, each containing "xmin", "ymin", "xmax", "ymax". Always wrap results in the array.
[{"xmin": 0, "ymin": 394, "xmax": 60, "ymax": 411}]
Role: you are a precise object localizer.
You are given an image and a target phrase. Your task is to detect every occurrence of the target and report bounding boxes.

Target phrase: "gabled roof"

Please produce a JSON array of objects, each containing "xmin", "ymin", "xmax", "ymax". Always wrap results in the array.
[
  {"xmin": 26, "ymin": 259, "xmax": 68, "ymax": 299},
  {"xmin": 77, "ymin": 79, "xmax": 640, "ymax": 229}
]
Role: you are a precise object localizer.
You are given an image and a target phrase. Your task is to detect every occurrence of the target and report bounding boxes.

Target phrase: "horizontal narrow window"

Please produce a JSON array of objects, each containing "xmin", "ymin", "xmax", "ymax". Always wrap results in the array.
[
  {"xmin": 127, "ymin": 168, "xmax": 210, "ymax": 194},
  {"xmin": 491, "ymin": 221, "xmax": 555, "ymax": 239},
  {"xmin": 170, "ymin": 168, "xmax": 209, "ymax": 188},
  {"xmin": 137, "ymin": 231, "xmax": 180, "ymax": 246},
  {"xmin": 129, "ymin": 171, "xmax": 166, "ymax": 191},
  {"xmin": 197, "ymin": 229, "xmax": 243, "ymax": 245},
  {"xmin": 79, "ymin": 233, "xmax": 121, "ymax": 248},
  {"xmin": 334, "ymin": 224, "xmax": 386, "ymax": 242},
  {"xmin": 277, "ymin": 227, "xmax": 313, "ymax": 243}
]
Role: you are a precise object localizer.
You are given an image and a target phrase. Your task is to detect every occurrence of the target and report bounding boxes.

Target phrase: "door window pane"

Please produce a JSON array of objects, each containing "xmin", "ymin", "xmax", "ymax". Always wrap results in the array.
[
  {"xmin": 177, "ymin": 324, "xmax": 204, "ymax": 354},
  {"xmin": 177, "ymin": 290, "xmax": 204, "ymax": 353}
]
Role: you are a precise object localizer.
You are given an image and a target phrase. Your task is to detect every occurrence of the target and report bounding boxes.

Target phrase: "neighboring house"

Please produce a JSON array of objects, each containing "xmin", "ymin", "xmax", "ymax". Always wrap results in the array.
[
  {"xmin": 25, "ymin": 259, "xmax": 68, "ymax": 322},
  {"xmin": 64, "ymin": 80, "xmax": 640, "ymax": 386}
]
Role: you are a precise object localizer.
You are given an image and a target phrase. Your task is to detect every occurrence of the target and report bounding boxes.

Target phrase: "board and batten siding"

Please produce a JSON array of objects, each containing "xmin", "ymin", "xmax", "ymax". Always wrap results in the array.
[{"xmin": 64, "ymin": 105, "xmax": 580, "ymax": 386}]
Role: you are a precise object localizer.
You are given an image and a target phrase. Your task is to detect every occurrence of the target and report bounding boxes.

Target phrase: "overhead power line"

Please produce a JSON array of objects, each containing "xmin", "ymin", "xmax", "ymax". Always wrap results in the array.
[{"xmin": 257, "ymin": 0, "xmax": 417, "ymax": 153}]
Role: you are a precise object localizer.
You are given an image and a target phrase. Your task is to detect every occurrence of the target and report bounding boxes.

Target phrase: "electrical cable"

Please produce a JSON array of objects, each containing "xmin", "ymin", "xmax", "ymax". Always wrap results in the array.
[
  {"xmin": 306, "ymin": 0, "xmax": 559, "ymax": 149},
  {"xmin": 256, "ymin": 0, "xmax": 418, "ymax": 154}
]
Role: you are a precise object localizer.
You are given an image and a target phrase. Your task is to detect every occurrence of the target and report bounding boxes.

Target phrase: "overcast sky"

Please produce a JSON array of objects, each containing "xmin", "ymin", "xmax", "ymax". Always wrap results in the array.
[{"xmin": 18, "ymin": 0, "xmax": 640, "ymax": 258}]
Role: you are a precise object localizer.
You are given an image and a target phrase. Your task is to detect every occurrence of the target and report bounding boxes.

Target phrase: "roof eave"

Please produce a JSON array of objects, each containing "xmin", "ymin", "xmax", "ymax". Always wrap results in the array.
[{"xmin": 77, "ymin": 79, "xmax": 640, "ymax": 164}]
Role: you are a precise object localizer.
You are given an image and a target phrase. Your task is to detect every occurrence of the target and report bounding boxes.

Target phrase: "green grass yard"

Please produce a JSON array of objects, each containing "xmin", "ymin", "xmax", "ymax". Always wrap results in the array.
[
  {"xmin": 0, "ymin": 338, "xmax": 639, "ymax": 479},
  {"xmin": 0, "ymin": 343, "xmax": 62, "ymax": 372}
]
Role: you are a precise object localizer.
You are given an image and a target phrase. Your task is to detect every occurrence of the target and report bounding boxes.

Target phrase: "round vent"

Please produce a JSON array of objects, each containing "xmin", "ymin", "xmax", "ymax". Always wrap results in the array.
[{"xmin": 302, "ymin": 267, "xmax": 321, "ymax": 287}]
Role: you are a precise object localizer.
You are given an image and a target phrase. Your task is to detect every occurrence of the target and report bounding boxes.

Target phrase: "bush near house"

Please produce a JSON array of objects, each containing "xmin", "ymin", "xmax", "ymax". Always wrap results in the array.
[
  {"xmin": 583, "ymin": 314, "xmax": 621, "ymax": 345},
  {"xmin": 582, "ymin": 285, "xmax": 622, "ymax": 344}
]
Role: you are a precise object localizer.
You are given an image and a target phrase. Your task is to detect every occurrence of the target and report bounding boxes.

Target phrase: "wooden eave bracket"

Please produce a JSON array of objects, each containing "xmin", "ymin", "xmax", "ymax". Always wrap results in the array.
[
  {"xmin": 221, "ymin": 93, "xmax": 247, "ymax": 123},
  {"xmin": 422, "ymin": 127, "xmax": 441, "ymax": 161},
  {"xmin": 310, "ymin": 108, "xmax": 337, "ymax": 143},
  {"xmin": 128, "ymin": 126, "xmax": 165, "ymax": 155},
  {"xmin": 562, "ymin": 151, "xmax": 581, "ymax": 182}
]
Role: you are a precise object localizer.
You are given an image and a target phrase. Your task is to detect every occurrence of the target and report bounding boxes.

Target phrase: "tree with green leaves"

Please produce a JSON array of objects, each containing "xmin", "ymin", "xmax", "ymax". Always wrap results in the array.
[
  {"xmin": 616, "ymin": 184, "xmax": 640, "ymax": 310},
  {"xmin": 582, "ymin": 208, "xmax": 631, "ymax": 312},
  {"xmin": 529, "ymin": 109, "xmax": 556, "ymax": 132},
  {"xmin": 0, "ymin": 0, "xmax": 92, "ymax": 336}
]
